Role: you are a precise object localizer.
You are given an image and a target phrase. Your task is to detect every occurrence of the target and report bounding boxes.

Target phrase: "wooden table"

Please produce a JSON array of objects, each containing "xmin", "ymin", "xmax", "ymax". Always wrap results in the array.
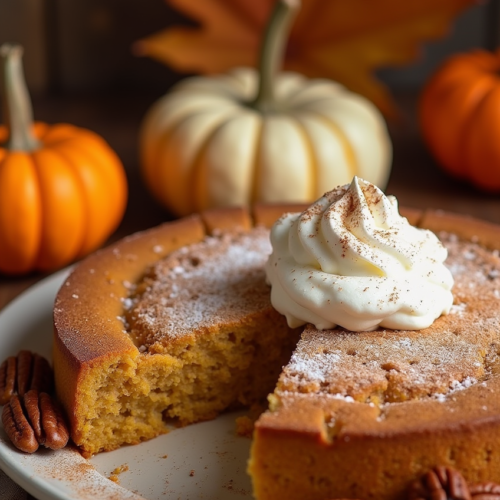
[{"xmin": 1, "ymin": 89, "xmax": 499, "ymax": 311}]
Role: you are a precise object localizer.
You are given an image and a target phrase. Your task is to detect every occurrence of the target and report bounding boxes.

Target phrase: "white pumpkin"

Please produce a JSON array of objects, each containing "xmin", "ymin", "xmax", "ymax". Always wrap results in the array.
[{"xmin": 139, "ymin": 1, "xmax": 392, "ymax": 217}]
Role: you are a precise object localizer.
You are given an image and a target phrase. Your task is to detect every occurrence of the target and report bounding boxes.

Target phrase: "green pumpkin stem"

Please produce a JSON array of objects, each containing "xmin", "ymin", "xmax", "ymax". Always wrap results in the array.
[
  {"xmin": 251, "ymin": 0, "xmax": 299, "ymax": 113},
  {"xmin": 0, "ymin": 44, "xmax": 40, "ymax": 151}
]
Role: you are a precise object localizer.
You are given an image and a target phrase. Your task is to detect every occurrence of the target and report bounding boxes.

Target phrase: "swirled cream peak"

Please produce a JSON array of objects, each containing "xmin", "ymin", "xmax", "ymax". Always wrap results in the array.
[{"xmin": 265, "ymin": 177, "xmax": 454, "ymax": 331}]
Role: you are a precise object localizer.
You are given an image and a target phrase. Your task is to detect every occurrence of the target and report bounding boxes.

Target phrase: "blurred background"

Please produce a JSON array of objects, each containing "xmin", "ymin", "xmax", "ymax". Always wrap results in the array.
[{"xmin": 1, "ymin": 0, "xmax": 495, "ymax": 95}]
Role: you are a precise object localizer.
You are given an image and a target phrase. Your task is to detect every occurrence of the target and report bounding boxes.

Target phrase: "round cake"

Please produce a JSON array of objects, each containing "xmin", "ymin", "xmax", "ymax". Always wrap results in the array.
[{"xmin": 52, "ymin": 204, "xmax": 500, "ymax": 500}]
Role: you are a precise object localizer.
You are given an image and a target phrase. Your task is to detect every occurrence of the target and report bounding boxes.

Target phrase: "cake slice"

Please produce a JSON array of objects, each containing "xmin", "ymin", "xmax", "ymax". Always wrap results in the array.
[{"xmin": 248, "ymin": 210, "xmax": 500, "ymax": 500}]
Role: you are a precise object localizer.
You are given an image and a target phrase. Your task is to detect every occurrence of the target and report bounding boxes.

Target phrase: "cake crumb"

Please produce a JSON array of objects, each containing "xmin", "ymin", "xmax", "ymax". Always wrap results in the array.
[
  {"xmin": 235, "ymin": 416, "xmax": 254, "ymax": 438},
  {"xmin": 236, "ymin": 403, "xmax": 266, "ymax": 438},
  {"xmin": 108, "ymin": 464, "xmax": 129, "ymax": 483}
]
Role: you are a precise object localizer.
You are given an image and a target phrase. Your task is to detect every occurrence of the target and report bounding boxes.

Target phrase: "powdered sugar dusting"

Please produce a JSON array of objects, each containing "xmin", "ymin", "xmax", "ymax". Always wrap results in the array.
[
  {"xmin": 126, "ymin": 227, "xmax": 272, "ymax": 352},
  {"xmin": 287, "ymin": 350, "xmax": 341, "ymax": 383}
]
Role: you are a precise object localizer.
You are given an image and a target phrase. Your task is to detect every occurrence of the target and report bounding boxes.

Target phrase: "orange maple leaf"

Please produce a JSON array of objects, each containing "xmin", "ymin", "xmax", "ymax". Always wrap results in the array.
[{"xmin": 135, "ymin": 0, "xmax": 477, "ymax": 117}]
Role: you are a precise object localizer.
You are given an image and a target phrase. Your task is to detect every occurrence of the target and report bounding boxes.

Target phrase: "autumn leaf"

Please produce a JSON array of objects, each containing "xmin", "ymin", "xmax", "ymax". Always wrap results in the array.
[{"xmin": 135, "ymin": 0, "xmax": 477, "ymax": 117}]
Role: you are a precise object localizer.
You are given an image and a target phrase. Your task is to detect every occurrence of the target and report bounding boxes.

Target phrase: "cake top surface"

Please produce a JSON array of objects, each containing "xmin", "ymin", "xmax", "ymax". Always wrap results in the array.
[
  {"xmin": 126, "ymin": 226, "xmax": 273, "ymax": 353},
  {"xmin": 276, "ymin": 231, "xmax": 500, "ymax": 403},
  {"xmin": 122, "ymin": 210, "xmax": 500, "ymax": 402}
]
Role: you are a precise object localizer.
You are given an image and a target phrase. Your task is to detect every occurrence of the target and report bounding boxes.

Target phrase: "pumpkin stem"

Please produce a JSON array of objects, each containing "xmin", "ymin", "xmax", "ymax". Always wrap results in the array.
[
  {"xmin": 0, "ymin": 44, "xmax": 40, "ymax": 151},
  {"xmin": 250, "ymin": 0, "xmax": 299, "ymax": 113}
]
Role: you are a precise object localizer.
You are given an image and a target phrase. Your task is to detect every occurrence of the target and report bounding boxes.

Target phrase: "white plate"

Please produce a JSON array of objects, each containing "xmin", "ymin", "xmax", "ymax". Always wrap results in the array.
[{"xmin": 0, "ymin": 270, "xmax": 254, "ymax": 500}]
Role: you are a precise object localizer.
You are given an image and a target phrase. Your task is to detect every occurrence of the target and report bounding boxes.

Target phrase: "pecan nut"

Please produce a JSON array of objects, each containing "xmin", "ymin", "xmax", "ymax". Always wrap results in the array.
[
  {"xmin": 24, "ymin": 389, "xmax": 43, "ymax": 444},
  {"xmin": 0, "ymin": 351, "xmax": 53, "ymax": 405},
  {"xmin": 37, "ymin": 391, "xmax": 70, "ymax": 450},
  {"xmin": 2, "ymin": 394, "xmax": 38, "ymax": 453},
  {"xmin": 2, "ymin": 390, "xmax": 69, "ymax": 453},
  {"xmin": 408, "ymin": 466, "xmax": 471, "ymax": 500},
  {"xmin": 470, "ymin": 482, "xmax": 500, "ymax": 499},
  {"xmin": 0, "ymin": 357, "xmax": 16, "ymax": 406}
]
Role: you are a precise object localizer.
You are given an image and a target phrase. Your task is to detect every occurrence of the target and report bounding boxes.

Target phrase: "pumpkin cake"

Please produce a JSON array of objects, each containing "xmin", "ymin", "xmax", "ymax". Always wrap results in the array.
[{"xmin": 53, "ymin": 203, "xmax": 500, "ymax": 499}]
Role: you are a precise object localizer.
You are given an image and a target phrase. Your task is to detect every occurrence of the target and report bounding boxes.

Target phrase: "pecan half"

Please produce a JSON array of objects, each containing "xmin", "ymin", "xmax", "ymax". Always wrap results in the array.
[
  {"xmin": 0, "ymin": 351, "xmax": 53, "ymax": 405},
  {"xmin": 17, "ymin": 350, "xmax": 34, "ymax": 397},
  {"xmin": 408, "ymin": 466, "xmax": 471, "ymax": 500},
  {"xmin": 1, "ymin": 390, "xmax": 69, "ymax": 453},
  {"xmin": 37, "ymin": 391, "xmax": 69, "ymax": 450},
  {"xmin": 470, "ymin": 482, "xmax": 500, "ymax": 499},
  {"xmin": 24, "ymin": 389, "xmax": 43, "ymax": 444},
  {"xmin": 0, "ymin": 357, "xmax": 16, "ymax": 405},
  {"xmin": 2, "ymin": 394, "xmax": 38, "ymax": 453}
]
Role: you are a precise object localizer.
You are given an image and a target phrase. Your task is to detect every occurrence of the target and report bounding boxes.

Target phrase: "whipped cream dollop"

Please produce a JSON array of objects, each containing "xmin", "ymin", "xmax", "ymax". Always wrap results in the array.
[{"xmin": 265, "ymin": 177, "xmax": 454, "ymax": 331}]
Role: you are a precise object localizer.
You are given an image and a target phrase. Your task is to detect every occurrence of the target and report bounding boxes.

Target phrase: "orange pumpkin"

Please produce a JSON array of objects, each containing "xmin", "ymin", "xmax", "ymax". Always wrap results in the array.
[
  {"xmin": 419, "ymin": 49, "xmax": 500, "ymax": 192},
  {"xmin": 0, "ymin": 44, "xmax": 128, "ymax": 275}
]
